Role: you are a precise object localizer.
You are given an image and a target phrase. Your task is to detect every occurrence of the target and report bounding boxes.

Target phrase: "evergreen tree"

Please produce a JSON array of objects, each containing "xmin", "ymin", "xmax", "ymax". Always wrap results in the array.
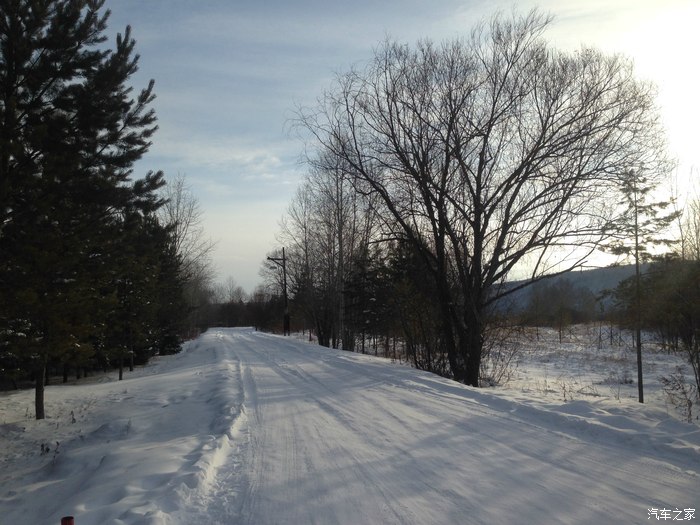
[
  {"xmin": 605, "ymin": 169, "xmax": 679, "ymax": 402},
  {"xmin": 0, "ymin": 0, "xmax": 162, "ymax": 418}
]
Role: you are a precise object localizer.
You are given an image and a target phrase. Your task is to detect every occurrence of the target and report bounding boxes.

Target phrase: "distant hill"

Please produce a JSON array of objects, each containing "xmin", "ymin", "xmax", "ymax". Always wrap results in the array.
[
  {"xmin": 542, "ymin": 264, "xmax": 642, "ymax": 296},
  {"xmin": 498, "ymin": 264, "xmax": 643, "ymax": 312}
]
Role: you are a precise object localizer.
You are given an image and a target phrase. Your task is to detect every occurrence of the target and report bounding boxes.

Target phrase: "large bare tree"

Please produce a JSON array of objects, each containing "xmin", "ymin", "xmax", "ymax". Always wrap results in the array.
[{"xmin": 299, "ymin": 10, "xmax": 668, "ymax": 386}]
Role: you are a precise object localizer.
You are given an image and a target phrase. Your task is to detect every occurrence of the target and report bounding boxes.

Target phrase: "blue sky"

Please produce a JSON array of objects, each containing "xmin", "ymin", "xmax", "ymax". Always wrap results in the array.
[{"xmin": 103, "ymin": 0, "xmax": 699, "ymax": 292}]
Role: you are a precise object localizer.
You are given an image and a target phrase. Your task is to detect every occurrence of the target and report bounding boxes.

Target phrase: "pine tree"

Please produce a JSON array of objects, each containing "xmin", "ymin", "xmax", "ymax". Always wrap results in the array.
[
  {"xmin": 0, "ymin": 0, "xmax": 162, "ymax": 418},
  {"xmin": 605, "ymin": 169, "xmax": 680, "ymax": 403},
  {"xmin": 151, "ymin": 219, "xmax": 188, "ymax": 355},
  {"xmin": 103, "ymin": 212, "xmax": 185, "ymax": 378}
]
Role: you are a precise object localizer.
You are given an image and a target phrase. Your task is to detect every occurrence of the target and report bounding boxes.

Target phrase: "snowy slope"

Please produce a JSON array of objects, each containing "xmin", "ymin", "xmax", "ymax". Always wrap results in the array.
[{"xmin": 1, "ymin": 328, "xmax": 698, "ymax": 524}]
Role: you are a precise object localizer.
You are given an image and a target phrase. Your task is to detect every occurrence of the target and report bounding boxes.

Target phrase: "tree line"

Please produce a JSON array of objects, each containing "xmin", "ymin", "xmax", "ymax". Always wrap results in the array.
[
  {"xmin": 0, "ymin": 0, "xmax": 213, "ymax": 418},
  {"xmin": 612, "ymin": 255, "xmax": 700, "ymax": 400}
]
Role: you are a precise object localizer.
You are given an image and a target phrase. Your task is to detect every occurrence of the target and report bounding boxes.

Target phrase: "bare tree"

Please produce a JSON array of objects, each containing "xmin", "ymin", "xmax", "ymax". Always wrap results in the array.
[
  {"xmin": 158, "ymin": 173, "xmax": 216, "ymax": 282},
  {"xmin": 676, "ymin": 192, "xmax": 700, "ymax": 402},
  {"xmin": 683, "ymin": 196, "xmax": 700, "ymax": 262},
  {"xmin": 158, "ymin": 173, "xmax": 217, "ymax": 335},
  {"xmin": 215, "ymin": 276, "xmax": 248, "ymax": 327},
  {"xmin": 217, "ymin": 276, "xmax": 247, "ymax": 304},
  {"xmin": 276, "ymin": 154, "xmax": 380, "ymax": 347},
  {"xmin": 299, "ymin": 10, "xmax": 668, "ymax": 386},
  {"xmin": 669, "ymin": 167, "xmax": 700, "ymax": 262}
]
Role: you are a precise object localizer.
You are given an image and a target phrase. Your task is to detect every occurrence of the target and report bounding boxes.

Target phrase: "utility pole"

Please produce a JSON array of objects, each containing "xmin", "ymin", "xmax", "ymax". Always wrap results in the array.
[{"xmin": 267, "ymin": 248, "xmax": 290, "ymax": 335}]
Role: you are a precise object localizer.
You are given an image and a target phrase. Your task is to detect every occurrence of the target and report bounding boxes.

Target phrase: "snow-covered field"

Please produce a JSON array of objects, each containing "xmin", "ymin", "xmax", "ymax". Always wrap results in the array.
[
  {"xmin": 0, "ymin": 327, "xmax": 698, "ymax": 524},
  {"xmin": 504, "ymin": 325, "xmax": 698, "ymax": 411}
]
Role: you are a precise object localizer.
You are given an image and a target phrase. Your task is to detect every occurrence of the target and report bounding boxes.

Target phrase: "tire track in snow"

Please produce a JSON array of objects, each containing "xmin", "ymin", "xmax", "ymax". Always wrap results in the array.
[
  {"xmin": 280, "ymin": 340, "xmax": 699, "ymax": 488},
  {"xmin": 178, "ymin": 329, "xmax": 699, "ymax": 524},
  {"xmin": 325, "ymin": 354, "xmax": 699, "ymax": 520},
  {"xmin": 227, "ymin": 330, "xmax": 424, "ymax": 525}
]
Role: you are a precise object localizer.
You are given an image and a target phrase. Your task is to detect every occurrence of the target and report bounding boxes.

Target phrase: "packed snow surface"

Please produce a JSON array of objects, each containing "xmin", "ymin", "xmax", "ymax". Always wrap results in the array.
[{"xmin": 1, "ymin": 327, "xmax": 698, "ymax": 524}]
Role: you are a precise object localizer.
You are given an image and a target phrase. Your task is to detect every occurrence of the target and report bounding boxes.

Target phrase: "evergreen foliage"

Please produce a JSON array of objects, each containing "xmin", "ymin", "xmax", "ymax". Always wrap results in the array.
[
  {"xmin": 613, "ymin": 259, "xmax": 700, "ymax": 401},
  {"xmin": 0, "ymin": 0, "xmax": 185, "ymax": 418}
]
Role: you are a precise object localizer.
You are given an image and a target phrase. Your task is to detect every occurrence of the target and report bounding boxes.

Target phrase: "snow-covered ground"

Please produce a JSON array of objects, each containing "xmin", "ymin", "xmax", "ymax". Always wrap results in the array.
[
  {"xmin": 0, "ymin": 327, "xmax": 698, "ymax": 524},
  {"xmin": 507, "ymin": 325, "xmax": 698, "ymax": 415}
]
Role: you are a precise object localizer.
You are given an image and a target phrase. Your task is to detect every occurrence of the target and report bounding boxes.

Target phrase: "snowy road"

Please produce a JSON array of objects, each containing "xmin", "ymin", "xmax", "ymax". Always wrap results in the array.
[
  {"xmin": 1, "ymin": 327, "xmax": 698, "ymax": 524},
  {"xmin": 183, "ymin": 329, "xmax": 698, "ymax": 524}
]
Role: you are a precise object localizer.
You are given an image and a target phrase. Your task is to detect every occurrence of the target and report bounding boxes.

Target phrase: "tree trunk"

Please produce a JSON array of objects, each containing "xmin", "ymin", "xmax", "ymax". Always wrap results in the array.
[
  {"xmin": 444, "ymin": 318, "xmax": 466, "ymax": 383},
  {"xmin": 463, "ymin": 311, "xmax": 484, "ymax": 388},
  {"xmin": 316, "ymin": 321, "xmax": 330, "ymax": 348},
  {"xmin": 35, "ymin": 359, "xmax": 46, "ymax": 420}
]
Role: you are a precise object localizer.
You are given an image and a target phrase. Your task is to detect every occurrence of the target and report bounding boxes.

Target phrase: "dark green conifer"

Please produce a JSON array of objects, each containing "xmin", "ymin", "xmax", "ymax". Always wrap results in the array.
[{"xmin": 0, "ymin": 0, "xmax": 163, "ymax": 418}]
